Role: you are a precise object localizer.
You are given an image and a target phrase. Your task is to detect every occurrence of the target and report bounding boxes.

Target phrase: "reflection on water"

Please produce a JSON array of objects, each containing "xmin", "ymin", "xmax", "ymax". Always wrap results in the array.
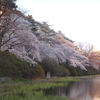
[{"xmin": 44, "ymin": 77, "xmax": 100, "ymax": 100}]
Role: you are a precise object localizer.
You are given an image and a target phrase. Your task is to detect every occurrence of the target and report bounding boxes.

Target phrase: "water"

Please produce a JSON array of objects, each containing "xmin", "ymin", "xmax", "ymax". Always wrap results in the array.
[{"xmin": 44, "ymin": 77, "xmax": 100, "ymax": 100}]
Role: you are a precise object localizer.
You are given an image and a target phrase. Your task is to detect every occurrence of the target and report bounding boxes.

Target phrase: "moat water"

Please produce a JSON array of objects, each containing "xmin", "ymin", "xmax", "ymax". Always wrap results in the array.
[{"xmin": 44, "ymin": 77, "xmax": 100, "ymax": 100}]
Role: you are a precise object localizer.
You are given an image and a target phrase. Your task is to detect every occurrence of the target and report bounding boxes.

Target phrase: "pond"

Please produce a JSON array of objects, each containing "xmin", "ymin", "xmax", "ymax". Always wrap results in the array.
[{"xmin": 44, "ymin": 77, "xmax": 100, "ymax": 100}]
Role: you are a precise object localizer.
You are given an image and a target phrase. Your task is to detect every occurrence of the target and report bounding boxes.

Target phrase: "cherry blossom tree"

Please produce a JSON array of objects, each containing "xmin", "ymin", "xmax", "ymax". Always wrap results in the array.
[
  {"xmin": 1, "ymin": 12, "xmax": 94, "ymax": 69},
  {"xmin": 0, "ymin": 0, "xmax": 23, "ymax": 49},
  {"xmin": 2, "ymin": 17, "xmax": 41, "ymax": 65}
]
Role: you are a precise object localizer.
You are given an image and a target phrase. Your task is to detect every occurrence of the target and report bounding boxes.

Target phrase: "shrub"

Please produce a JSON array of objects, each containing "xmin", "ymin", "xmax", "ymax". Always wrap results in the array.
[
  {"xmin": 40, "ymin": 57, "xmax": 60, "ymax": 76},
  {"xmin": 65, "ymin": 64, "xmax": 78, "ymax": 76},
  {"xmin": 56, "ymin": 65, "xmax": 70, "ymax": 77},
  {"xmin": 41, "ymin": 57, "xmax": 58, "ymax": 71},
  {"xmin": 85, "ymin": 66, "xmax": 99, "ymax": 75},
  {"xmin": 31, "ymin": 64, "xmax": 45, "ymax": 78},
  {"xmin": 0, "ymin": 51, "xmax": 45, "ymax": 79},
  {"xmin": 40, "ymin": 57, "xmax": 70, "ymax": 77},
  {"xmin": 76, "ymin": 67, "xmax": 84, "ymax": 76}
]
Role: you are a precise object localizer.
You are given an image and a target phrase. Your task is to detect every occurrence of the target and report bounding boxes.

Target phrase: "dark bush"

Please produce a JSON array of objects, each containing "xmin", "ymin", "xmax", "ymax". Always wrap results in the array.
[
  {"xmin": 55, "ymin": 65, "xmax": 70, "ymax": 77},
  {"xmin": 76, "ymin": 67, "xmax": 84, "ymax": 76},
  {"xmin": 85, "ymin": 66, "xmax": 99, "ymax": 75},
  {"xmin": 40, "ymin": 57, "xmax": 59, "ymax": 76},
  {"xmin": 66, "ymin": 65, "xmax": 100, "ymax": 76},
  {"xmin": 40, "ymin": 57, "xmax": 59, "ymax": 71},
  {"xmin": 40, "ymin": 57, "xmax": 70, "ymax": 77},
  {"xmin": 0, "ymin": 51, "xmax": 45, "ymax": 79},
  {"xmin": 65, "ymin": 64, "xmax": 78, "ymax": 76},
  {"xmin": 31, "ymin": 64, "xmax": 45, "ymax": 78}
]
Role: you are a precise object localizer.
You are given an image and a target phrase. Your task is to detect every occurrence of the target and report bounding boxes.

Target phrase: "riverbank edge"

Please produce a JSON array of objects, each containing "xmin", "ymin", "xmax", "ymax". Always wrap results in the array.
[{"xmin": 1, "ymin": 75, "xmax": 100, "ymax": 85}]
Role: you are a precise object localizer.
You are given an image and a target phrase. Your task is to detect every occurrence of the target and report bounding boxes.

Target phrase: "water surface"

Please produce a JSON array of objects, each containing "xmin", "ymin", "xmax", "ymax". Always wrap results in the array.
[{"xmin": 44, "ymin": 77, "xmax": 100, "ymax": 100}]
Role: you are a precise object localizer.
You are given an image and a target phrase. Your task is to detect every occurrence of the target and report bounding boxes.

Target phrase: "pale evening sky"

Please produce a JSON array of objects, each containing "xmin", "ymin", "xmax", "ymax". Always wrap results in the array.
[{"xmin": 16, "ymin": 0, "xmax": 100, "ymax": 50}]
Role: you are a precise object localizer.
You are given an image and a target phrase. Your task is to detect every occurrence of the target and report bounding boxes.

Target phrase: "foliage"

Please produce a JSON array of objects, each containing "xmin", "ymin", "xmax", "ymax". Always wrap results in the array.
[
  {"xmin": 0, "ymin": 0, "xmax": 17, "ymax": 11},
  {"xmin": 31, "ymin": 64, "xmax": 45, "ymax": 78},
  {"xmin": 75, "ymin": 42, "xmax": 100, "ymax": 69},
  {"xmin": 0, "ymin": 0, "xmax": 99, "ymax": 78},
  {"xmin": 1, "ymin": 8, "xmax": 93, "ymax": 70},
  {"xmin": 65, "ymin": 63, "xmax": 100, "ymax": 76},
  {"xmin": 66, "ymin": 66, "xmax": 78, "ymax": 76},
  {"xmin": 55, "ymin": 65, "xmax": 70, "ymax": 77},
  {"xmin": 76, "ymin": 67, "xmax": 84, "ymax": 76},
  {"xmin": 39, "ymin": 21, "xmax": 53, "ymax": 33},
  {"xmin": 0, "ymin": 77, "xmax": 78, "ymax": 100},
  {"xmin": 0, "ymin": 51, "xmax": 99, "ymax": 79},
  {"xmin": 2, "ymin": 16, "xmax": 40, "ymax": 65},
  {"xmin": 40, "ymin": 57, "xmax": 59, "ymax": 72},
  {"xmin": 84, "ymin": 67, "xmax": 99, "ymax": 75},
  {"xmin": 0, "ymin": 51, "xmax": 44, "ymax": 79},
  {"xmin": 26, "ymin": 15, "xmax": 39, "ymax": 32},
  {"xmin": 40, "ymin": 57, "xmax": 71, "ymax": 77},
  {"xmin": 0, "ymin": 0, "xmax": 22, "ymax": 48}
]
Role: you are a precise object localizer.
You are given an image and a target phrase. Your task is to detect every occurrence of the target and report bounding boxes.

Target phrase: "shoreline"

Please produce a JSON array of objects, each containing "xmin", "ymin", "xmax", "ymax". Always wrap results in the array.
[{"xmin": 1, "ymin": 75, "xmax": 100, "ymax": 85}]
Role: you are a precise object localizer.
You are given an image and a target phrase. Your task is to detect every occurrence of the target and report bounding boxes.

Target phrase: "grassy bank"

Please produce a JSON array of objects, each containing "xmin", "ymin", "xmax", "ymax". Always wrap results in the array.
[{"xmin": 0, "ymin": 77, "xmax": 79, "ymax": 100}]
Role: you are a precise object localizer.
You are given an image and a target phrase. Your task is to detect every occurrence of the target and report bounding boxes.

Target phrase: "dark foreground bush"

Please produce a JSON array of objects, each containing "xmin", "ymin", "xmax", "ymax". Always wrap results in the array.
[
  {"xmin": 66, "ymin": 65, "xmax": 78, "ymax": 76},
  {"xmin": 84, "ymin": 66, "xmax": 99, "ymax": 75},
  {"xmin": 0, "ymin": 51, "xmax": 45, "ymax": 79},
  {"xmin": 66, "ymin": 63, "xmax": 100, "ymax": 76},
  {"xmin": 56, "ymin": 65, "xmax": 70, "ymax": 77},
  {"xmin": 40, "ymin": 57, "xmax": 59, "ymax": 76},
  {"xmin": 40, "ymin": 57, "xmax": 70, "ymax": 77},
  {"xmin": 31, "ymin": 64, "xmax": 45, "ymax": 78}
]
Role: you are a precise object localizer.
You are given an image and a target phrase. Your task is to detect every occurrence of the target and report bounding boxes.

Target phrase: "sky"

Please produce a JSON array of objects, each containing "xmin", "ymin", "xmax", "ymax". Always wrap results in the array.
[{"xmin": 16, "ymin": 0, "xmax": 100, "ymax": 50}]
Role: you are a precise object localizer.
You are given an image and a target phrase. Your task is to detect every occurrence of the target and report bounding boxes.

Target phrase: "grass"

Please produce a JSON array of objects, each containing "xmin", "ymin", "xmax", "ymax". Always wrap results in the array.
[
  {"xmin": 0, "ymin": 77, "xmax": 78, "ymax": 100},
  {"xmin": 0, "ymin": 91, "xmax": 71, "ymax": 100},
  {"xmin": 52, "ymin": 77, "xmax": 80, "ymax": 82}
]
